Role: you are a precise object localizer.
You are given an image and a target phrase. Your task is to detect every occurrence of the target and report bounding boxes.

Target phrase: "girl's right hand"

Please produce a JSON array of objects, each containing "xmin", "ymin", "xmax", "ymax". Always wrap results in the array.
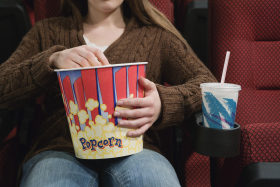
[{"xmin": 49, "ymin": 45, "xmax": 109, "ymax": 69}]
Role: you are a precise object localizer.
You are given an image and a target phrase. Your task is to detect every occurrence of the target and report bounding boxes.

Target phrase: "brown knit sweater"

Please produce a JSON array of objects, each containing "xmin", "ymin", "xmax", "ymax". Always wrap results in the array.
[{"xmin": 0, "ymin": 5, "xmax": 216, "ymax": 176}]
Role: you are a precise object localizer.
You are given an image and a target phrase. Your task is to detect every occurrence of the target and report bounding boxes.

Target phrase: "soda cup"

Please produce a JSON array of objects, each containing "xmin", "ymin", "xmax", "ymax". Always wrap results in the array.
[
  {"xmin": 200, "ymin": 83, "xmax": 241, "ymax": 129},
  {"xmin": 54, "ymin": 62, "xmax": 147, "ymax": 159}
]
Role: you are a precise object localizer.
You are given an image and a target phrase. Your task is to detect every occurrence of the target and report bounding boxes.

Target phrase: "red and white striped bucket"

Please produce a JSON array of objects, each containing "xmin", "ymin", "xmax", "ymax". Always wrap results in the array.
[{"xmin": 55, "ymin": 62, "xmax": 147, "ymax": 159}]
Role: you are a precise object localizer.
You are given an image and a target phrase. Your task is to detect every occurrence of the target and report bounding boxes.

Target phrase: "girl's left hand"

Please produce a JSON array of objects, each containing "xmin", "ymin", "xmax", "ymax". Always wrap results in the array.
[{"xmin": 113, "ymin": 77, "xmax": 161, "ymax": 137}]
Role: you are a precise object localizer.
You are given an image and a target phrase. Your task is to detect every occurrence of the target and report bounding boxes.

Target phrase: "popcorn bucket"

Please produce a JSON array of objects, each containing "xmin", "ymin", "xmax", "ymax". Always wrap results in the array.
[{"xmin": 54, "ymin": 62, "xmax": 147, "ymax": 159}]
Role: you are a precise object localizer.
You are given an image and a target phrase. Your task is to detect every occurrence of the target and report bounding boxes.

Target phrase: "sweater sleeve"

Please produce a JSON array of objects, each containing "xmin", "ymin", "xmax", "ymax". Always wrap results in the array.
[
  {"xmin": 0, "ymin": 22, "xmax": 67, "ymax": 110},
  {"xmin": 153, "ymin": 31, "xmax": 217, "ymax": 130}
]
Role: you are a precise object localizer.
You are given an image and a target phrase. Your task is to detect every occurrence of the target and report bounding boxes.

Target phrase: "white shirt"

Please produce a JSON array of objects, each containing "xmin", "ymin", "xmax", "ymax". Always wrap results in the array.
[{"xmin": 83, "ymin": 35, "xmax": 108, "ymax": 52}]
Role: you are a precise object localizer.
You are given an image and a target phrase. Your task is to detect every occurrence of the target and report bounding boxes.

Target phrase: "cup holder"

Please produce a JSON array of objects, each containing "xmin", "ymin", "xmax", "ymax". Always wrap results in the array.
[{"xmin": 193, "ymin": 122, "xmax": 241, "ymax": 157}]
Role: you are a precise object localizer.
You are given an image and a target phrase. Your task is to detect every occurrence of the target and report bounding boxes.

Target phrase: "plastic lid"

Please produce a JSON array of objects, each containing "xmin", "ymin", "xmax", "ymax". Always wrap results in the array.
[{"xmin": 200, "ymin": 83, "xmax": 241, "ymax": 91}]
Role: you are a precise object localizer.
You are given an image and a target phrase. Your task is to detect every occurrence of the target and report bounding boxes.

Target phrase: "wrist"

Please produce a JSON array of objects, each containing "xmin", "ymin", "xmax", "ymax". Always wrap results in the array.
[{"xmin": 48, "ymin": 52, "xmax": 58, "ymax": 68}]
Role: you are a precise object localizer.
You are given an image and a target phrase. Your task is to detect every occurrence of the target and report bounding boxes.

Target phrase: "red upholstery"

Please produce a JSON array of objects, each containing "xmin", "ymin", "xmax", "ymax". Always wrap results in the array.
[
  {"xmin": 23, "ymin": 0, "xmax": 35, "ymax": 25},
  {"xmin": 209, "ymin": 0, "xmax": 280, "ymax": 124},
  {"xmin": 209, "ymin": 0, "xmax": 280, "ymax": 186},
  {"xmin": 254, "ymin": 43, "xmax": 280, "ymax": 90},
  {"xmin": 182, "ymin": 124, "xmax": 211, "ymax": 186},
  {"xmin": 34, "ymin": 0, "xmax": 61, "ymax": 22},
  {"xmin": 241, "ymin": 123, "xmax": 280, "ymax": 163},
  {"xmin": 149, "ymin": 0, "xmax": 174, "ymax": 23}
]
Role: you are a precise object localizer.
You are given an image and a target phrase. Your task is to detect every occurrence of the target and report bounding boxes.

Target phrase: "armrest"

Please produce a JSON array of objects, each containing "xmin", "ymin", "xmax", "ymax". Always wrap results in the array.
[
  {"xmin": 0, "ymin": 109, "xmax": 18, "ymax": 142},
  {"xmin": 236, "ymin": 162, "xmax": 280, "ymax": 187},
  {"xmin": 240, "ymin": 122, "xmax": 280, "ymax": 163}
]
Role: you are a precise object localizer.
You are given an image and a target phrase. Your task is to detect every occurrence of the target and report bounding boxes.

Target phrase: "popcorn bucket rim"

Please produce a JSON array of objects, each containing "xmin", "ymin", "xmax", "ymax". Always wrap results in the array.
[{"xmin": 54, "ymin": 62, "xmax": 148, "ymax": 72}]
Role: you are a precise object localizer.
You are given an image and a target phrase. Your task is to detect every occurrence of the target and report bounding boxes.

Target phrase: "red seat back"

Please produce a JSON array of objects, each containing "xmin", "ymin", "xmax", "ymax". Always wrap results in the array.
[
  {"xmin": 209, "ymin": 0, "xmax": 280, "ymax": 186},
  {"xmin": 34, "ymin": 0, "xmax": 61, "ymax": 22},
  {"xmin": 149, "ymin": 0, "xmax": 174, "ymax": 23},
  {"xmin": 209, "ymin": 0, "xmax": 280, "ymax": 126}
]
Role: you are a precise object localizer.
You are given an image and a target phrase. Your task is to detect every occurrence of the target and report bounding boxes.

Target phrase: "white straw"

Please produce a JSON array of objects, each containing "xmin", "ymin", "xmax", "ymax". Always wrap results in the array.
[{"xmin": 221, "ymin": 51, "xmax": 231, "ymax": 86}]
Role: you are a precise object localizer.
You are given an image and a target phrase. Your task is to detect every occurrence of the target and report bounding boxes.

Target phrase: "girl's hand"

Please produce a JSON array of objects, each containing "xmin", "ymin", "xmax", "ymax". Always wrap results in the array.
[
  {"xmin": 49, "ymin": 45, "xmax": 109, "ymax": 69},
  {"xmin": 114, "ymin": 77, "xmax": 161, "ymax": 137}
]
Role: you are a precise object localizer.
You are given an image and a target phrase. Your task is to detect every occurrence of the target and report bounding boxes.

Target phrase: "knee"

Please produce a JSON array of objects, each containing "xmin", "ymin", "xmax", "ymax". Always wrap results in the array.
[
  {"xmin": 20, "ymin": 151, "xmax": 95, "ymax": 187},
  {"xmin": 101, "ymin": 149, "xmax": 180, "ymax": 187},
  {"xmin": 26, "ymin": 151, "xmax": 78, "ymax": 173}
]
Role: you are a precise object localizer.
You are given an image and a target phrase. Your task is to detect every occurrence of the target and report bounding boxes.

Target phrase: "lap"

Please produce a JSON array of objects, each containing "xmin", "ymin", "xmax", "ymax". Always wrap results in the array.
[
  {"xmin": 20, "ymin": 151, "xmax": 99, "ymax": 187},
  {"xmin": 20, "ymin": 149, "xmax": 180, "ymax": 187},
  {"xmin": 100, "ymin": 149, "xmax": 181, "ymax": 187}
]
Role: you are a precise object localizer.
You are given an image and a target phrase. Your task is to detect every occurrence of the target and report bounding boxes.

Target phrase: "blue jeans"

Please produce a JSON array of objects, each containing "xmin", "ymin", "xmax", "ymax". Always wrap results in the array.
[{"xmin": 20, "ymin": 149, "xmax": 181, "ymax": 187}]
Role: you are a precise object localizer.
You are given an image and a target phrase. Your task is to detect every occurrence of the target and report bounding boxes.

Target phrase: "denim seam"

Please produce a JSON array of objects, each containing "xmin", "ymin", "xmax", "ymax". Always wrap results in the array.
[
  {"xmin": 88, "ymin": 175, "xmax": 97, "ymax": 187},
  {"xmin": 103, "ymin": 170, "xmax": 122, "ymax": 187}
]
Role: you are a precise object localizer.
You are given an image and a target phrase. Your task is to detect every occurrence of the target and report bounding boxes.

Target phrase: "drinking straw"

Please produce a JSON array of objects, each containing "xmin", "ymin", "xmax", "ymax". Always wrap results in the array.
[{"xmin": 221, "ymin": 51, "xmax": 231, "ymax": 86}]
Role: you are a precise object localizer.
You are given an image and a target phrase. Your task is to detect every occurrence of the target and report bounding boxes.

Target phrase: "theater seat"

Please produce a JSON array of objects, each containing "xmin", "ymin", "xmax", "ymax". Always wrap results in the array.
[
  {"xmin": 0, "ymin": 0, "xmax": 31, "ymax": 63},
  {"xmin": 0, "ymin": 0, "xmax": 32, "ymax": 186},
  {"xmin": 208, "ymin": 0, "xmax": 280, "ymax": 186}
]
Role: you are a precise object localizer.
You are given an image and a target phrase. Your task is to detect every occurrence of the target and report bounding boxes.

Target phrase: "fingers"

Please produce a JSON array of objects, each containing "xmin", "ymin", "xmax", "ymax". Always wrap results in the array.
[
  {"xmin": 51, "ymin": 51, "xmax": 82, "ymax": 69},
  {"xmin": 138, "ymin": 77, "xmax": 157, "ymax": 91},
  {"xmin": 114, "ymin": 107, "xmax": 154, "ymax": 119},
  {"xmin": 127, "ymin": 124, "xmax": 150, "ymax": 137},
  {"xmin": 114, "ymin": 107, "xmax": 155, "ymax": 137},
  {"xmin": 117, "ymin": 117, "xmax": 151, "ymax": 137},
  {"xmin": 69, "ymin": 52, "xmax": 91, "ymax": 67},
  {"xmin": 83, "ymin": 45, "xmax": 110, "ymax": 65},
  {"xmin": 74, "ymin": 47, "xmax": 102, "ymax": 66},
  {"xmin": 116, "ymin": 98, "xmax": 150, "ymax": 108},
  {"xmin": 117, "ymin": 117, "xmax": 150, "ymax": 129},
  {"xmin": 68, "ymin": 45, "xmax": 110, "ymax": 67},
  {"xmin": 50, "ymin": 45, "xmax": 110, "ymax": 69}
]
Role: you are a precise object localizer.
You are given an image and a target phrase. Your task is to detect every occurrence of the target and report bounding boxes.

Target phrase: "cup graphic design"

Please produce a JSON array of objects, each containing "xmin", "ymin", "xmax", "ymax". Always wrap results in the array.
[
  {"xmin": 200, "ymin": 83, "xmax": 241, "ymax": 129},
  {"xmin": 55, "ymin": 62, "xmax": 147, "ymax": 159}
]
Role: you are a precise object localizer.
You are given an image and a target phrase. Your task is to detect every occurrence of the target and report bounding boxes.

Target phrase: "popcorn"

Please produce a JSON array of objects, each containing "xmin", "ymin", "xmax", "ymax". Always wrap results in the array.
[
  {"xmin": 89, "ymin": 120, "xmax": 94, "ymax": 126},
  {"xmin": 85, "ymin": 98, "xmax": 99, "ymax": 111},
  {"xmin": 69, "ymin": 100, "xmax": 78, "ymax": 115},
  {"xmin": 103, "ymin": 122, "xmax": 115, "ymax": 132},
  {"xmin": 95, "ymin": 115, "xmax": 107, "ymax": 126},
  {"xmin": 100, "ymin": 104, "xmax": 107, "ymax": 111},
  {"xmin": 78, "ymin": 110, "xmax": 89, "ymax": 124}
]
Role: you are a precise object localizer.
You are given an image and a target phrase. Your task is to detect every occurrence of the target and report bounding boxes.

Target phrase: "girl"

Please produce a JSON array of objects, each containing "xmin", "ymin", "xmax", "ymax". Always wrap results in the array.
[{"xmin": 0, "ymin": 0, "xmax": 216, "ymax": 186}]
